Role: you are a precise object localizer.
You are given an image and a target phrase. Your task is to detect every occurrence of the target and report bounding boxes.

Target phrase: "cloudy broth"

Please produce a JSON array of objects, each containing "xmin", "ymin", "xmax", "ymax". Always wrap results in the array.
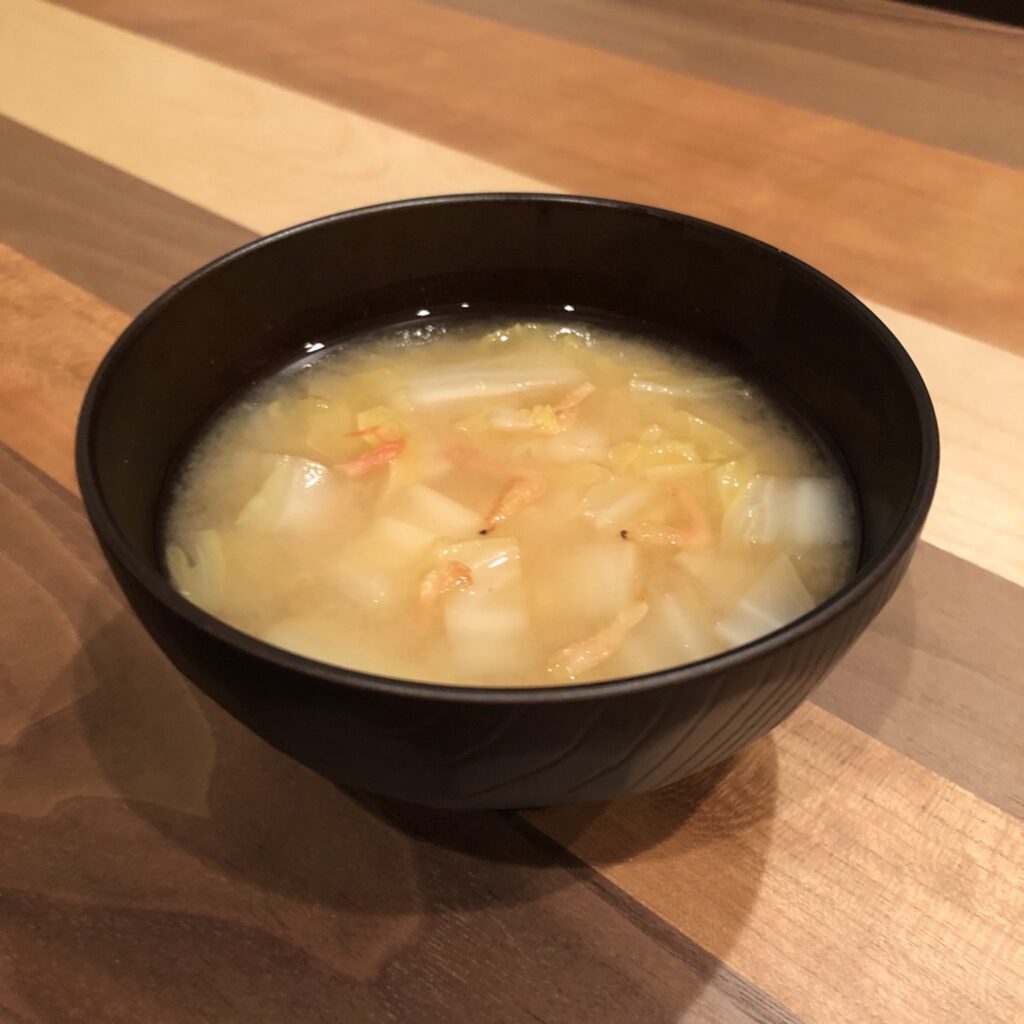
[{"xmin": 165, "ymin": 318, "xmax": 856, "ymax": 686}]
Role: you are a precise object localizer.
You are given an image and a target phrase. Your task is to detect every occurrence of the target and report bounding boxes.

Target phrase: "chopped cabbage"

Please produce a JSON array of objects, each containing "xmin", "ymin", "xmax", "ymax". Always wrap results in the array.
[
  {"xmin": 722, "ymin": 475, "xmax": 850, "ymax": 548},
  {"xmin": 555, "ymin": 540, "xmax": 638, "ymax": 623},
  {"xmin": 404, "ymin": 362, "xmax": 584, "ymax": 408},
  {"xmin": 716, "ymin": 555, "xmax": 815, "ymax": 646},
  {"xmin": 615, "ymin": 590, "xmax": 719, "ymax": 675},
  {"xmin": 236, "ymin": 456, "xmax": 339, "ymax": 532},
  {"xmin": 390, "ymin": 484, "xmax": 481, "ymax": 538},
  {"xmin": 165, "ymin": 529, "xmax": 226, "ymax": 612},
  {"xmin": 581, "ymin": 478, "xmax": 656, "ymax": 528},
  {"xmin": 444, "ymin": 588, "xmax": 536, "ymax": 677}
]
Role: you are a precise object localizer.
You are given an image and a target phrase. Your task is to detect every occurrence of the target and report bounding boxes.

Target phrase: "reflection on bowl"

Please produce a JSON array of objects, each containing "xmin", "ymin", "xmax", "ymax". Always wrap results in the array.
[{"xmin": 76, "ymin": 194, "xmax": 938, "ymax": 808}]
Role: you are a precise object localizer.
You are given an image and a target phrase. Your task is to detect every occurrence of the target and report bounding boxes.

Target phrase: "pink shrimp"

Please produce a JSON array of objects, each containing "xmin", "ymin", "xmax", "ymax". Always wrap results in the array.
[
  {"xmin": 483, "ymin": 474, "xmax": 547, "ymax": 532},
  {"xmin": 546, "ymin": 600, "xmax": 649, "ymax": 682},
  {"xmin": 419, "ymin": 560, "xmax": 473, "ymax": 624},
  {"xmin": 622, "ymin": 487, "xmax": 712, "ymax": 551},
  {"xmin": 551, "ymin": 381, "xmax": 596, "ymax": 429},
  {"xmin": 339, "ymin": 437, "xmax": 405, "ymax": 477}
]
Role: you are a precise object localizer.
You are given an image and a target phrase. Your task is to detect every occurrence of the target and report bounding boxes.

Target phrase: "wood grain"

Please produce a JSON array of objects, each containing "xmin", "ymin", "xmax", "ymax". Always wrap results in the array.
[
  {"xmin": 0, "ymin": 443, "xmax": 799, "ymax": 1024},
  {"xmin": 1, "ymin": 247, "xmax": 1021, "ymax": 1023},
  {"xmin": 49, "ymin": 0, "xmax": 1024, "ymax": 356},
  {"xmin": 435, "ymin": 0, "xmax": 1024, "ymax": 166},
  {"xmin": 529, "ymin": 703, "xmax": 1024, "ymax": 1024},
  {"xmin": 0, "ymin": 247, "xmax": 125, "ymax": 493},
  {"xmin": 2, "ymin": 2, "xmax": 1023, "ymax": 1021},
  {"xmin": 0, "ymin": 116, "xmax": 252, "ymax": 315},
  {"xmin": 0, "ymin": 0, "xmax": 549, "ymax": 240},
  {"xmin": 1, "ymin": 102, "xmax": 1021, "ymax": 586}
]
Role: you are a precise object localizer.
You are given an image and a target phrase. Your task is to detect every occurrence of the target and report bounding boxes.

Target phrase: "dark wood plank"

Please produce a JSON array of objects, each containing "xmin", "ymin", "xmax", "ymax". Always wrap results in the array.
[
  {"xmin": 814, "ymin": 545, "xmax": 1024, "ymax": 818},
  {"xmin": 57, "ymin": 0, "xmax": 1024, "ymax": 357},
  {"xmin": 0, "ymin": 116, "xmax": 251, "ymax": 315},
  {"xmin": 0, "ymin": 440, "xmax": 796, "ymax": 1024},
  {"xmin": 435, "ymin": 0, "xmax": 1024, "ymax": 166}
]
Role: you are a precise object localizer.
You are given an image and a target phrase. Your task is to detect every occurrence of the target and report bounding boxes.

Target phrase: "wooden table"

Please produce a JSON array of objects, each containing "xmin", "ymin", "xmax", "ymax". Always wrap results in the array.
[{"xmin": 0, "ymin": 1, "xmax": 1021, "ymax": 1020}]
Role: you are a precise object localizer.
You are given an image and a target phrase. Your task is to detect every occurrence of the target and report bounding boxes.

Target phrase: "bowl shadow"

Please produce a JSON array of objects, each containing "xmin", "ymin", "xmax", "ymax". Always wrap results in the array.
[{"xmin": 48, "ymin": 590, "xmax": 778, "ymax": 1017}]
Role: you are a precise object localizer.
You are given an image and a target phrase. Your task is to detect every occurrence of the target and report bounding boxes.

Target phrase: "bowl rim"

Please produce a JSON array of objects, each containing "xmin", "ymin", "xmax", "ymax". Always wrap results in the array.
[{"xmin": 76, "ymin": 192, "xmax": 940, "ymax": 705}]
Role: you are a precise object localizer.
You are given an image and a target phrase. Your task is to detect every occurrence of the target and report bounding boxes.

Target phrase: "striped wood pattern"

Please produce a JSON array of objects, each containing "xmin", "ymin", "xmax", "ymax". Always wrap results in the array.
[{"xmin": 0, "ymin": 1, "xmax": 1021, "ymax": 1020}]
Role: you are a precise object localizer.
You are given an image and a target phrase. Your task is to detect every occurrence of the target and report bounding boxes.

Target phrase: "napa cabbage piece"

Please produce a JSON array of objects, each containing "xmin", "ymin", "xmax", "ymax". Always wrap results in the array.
[
  {"xmin": 444, "ymin": 587, "xmax": 536, "ymax": 678},
  {"xmin": 674, "ymin": 549, "xmax": 761, "ymax": 612},
  {"xmin": 716, "ymin": 555, "xmax": 815, "ymax": 647},
  {"xmin": 165, "ymin": 529, "xmax": 226, "ymax": 612},
  {"xmin": 236, "ymin": 456, "xmax": 341, "ymax": 532},
  {"xmin": 614, "ymin": 589, "xmax": 720, "ymax": 675},
  {"xmin": 355, "ymin": 405, "xmax": 403, "ymax": 440},
  {"xmin": 581, "ymin": 478, "xmax": 657, "ymax": 529},
  {"xmin": 629, "ymin": 374, "xmax": 750, "ymax": 401},
  {"xmin": 553, "ymin": 540, "xmax": 638, "ymax": 623},
  {"xmin": 331, "ymin": 516, "xmax": 437, "ymax": 613},
  {"xmin": 608, "ymin": 438, "xmax": 703, "ymax": 481},
  {"xmin": 684, "ymin": 413, "xmax": 742, "ymax": 460},
  {"xmin": 722, "ymin": 475, "xmax": 851, "ymax": 548},
  {"xmin": 403, "ymin": 360, "xmax": 584, "ymax": 408},
  {"xmin": 389, "ymin": 484, "xmax": 481, "ymax": 538}
]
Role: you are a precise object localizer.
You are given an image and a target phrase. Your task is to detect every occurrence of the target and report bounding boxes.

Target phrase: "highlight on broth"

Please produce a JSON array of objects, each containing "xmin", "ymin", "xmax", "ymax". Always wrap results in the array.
[{"xmin": 164, "ymin": 319, "xmax": 856, "ymax": 687}]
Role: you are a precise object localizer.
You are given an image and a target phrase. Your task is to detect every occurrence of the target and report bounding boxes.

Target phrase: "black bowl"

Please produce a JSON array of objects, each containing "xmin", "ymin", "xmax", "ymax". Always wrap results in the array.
[{"xmin": 76, "ymin": 194, "xmax": 938, "ymax": 809}]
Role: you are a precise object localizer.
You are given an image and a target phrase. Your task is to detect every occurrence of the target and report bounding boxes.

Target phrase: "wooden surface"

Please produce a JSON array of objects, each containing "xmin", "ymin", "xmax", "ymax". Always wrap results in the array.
[{"xmin": 0, "ymin": 1, "xmax": 1021, "ymax": 1020}]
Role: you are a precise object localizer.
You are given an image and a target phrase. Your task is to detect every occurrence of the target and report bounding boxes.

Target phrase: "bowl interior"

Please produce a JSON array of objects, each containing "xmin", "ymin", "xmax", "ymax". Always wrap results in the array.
[{"xmin": 79, "ymin": 195, "xmax": 936, "ymax": 676}]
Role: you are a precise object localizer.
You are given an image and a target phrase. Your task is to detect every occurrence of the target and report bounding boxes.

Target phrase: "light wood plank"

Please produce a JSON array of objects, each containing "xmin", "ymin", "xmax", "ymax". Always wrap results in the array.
[
  {"xmin": 52, "ymin": 0, "xmax": 1024, "ymax": 356},
  {"xmin": 0, "ymin": 0, "xmax": 549, "ymax": 237},
  {"xmin": 867, "ymin": 302, "xmax": 1024, "ymax": 586},
  {"xmin": 529, "ymin": 702, "xmax": 1024, "ymax": 1024}
]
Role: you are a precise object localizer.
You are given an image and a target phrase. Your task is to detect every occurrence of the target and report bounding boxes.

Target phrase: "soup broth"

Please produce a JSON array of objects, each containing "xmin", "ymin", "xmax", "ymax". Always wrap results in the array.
[{"xmin": 165, "ymin": 319, "xmax": 856, "ymax": 686}]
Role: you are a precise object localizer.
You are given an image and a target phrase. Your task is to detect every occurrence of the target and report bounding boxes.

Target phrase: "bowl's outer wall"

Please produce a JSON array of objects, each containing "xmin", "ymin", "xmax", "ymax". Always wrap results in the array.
[
  {"xmin": 79, "ymin": 196, "xmax": 936, "ymax": 807},
  {"xmin": 110, "ymin": 539, "xmax": 913, "ymax": 807}
]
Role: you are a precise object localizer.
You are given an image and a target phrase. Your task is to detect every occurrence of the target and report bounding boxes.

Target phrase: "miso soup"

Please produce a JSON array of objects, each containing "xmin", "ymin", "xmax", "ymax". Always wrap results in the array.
[{"xmin": 165, "ymin": 319, "xmax": 856, "ymax": 686}]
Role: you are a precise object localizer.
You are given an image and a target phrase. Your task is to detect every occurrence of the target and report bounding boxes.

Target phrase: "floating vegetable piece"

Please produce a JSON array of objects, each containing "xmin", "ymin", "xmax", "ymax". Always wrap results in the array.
[
  {"xmin": 405, "ymin": 361, "xmax": 584, "ymax": 408},
  {"xmin": 581, "ymin": 478, "xmax": 656, "ymax": 529},
  {"xmin": 354, "ymin": 405, "xmax": 402, "ymax": 441},
  {"xmin": 722, "ymin": 475, "xmax": 850, "ymax": 548},
  {"xmin": 394, "ymin": 484, "xmax": 481, "ymax": 537},
  {"xmin": 331, "ymin": 517, "xmax": 436, "ymax": 614},
  {"xmin": 555, "ymin": 541, "xmax": 638, "ymax": 622},
  {"xmin": 237, "ymin": 456, "xmax": 337, "ymax": 531},
  {"xmin": 444, "ymin": 587, "xmax": 536, "ymax": 677},
  {"xmin": 614, "ymin": 590, "xmax": 719, "ymax": 675},
  {"xmin": 716, "ymin": 555, "xmax": 815, "ymax": 647},
  {"xmin": 165, "ymin": 529, "xmax": 226, "ymax": 612},
  {"xmin": 629, "ymin": 374, "xmax": 750, "ymax": 401}
]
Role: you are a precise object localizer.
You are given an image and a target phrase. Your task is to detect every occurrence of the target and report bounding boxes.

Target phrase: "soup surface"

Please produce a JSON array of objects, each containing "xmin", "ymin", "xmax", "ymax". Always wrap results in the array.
[{"xmin": 165, "ymin": 318, "xmax": 856, "ymax": 686}]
